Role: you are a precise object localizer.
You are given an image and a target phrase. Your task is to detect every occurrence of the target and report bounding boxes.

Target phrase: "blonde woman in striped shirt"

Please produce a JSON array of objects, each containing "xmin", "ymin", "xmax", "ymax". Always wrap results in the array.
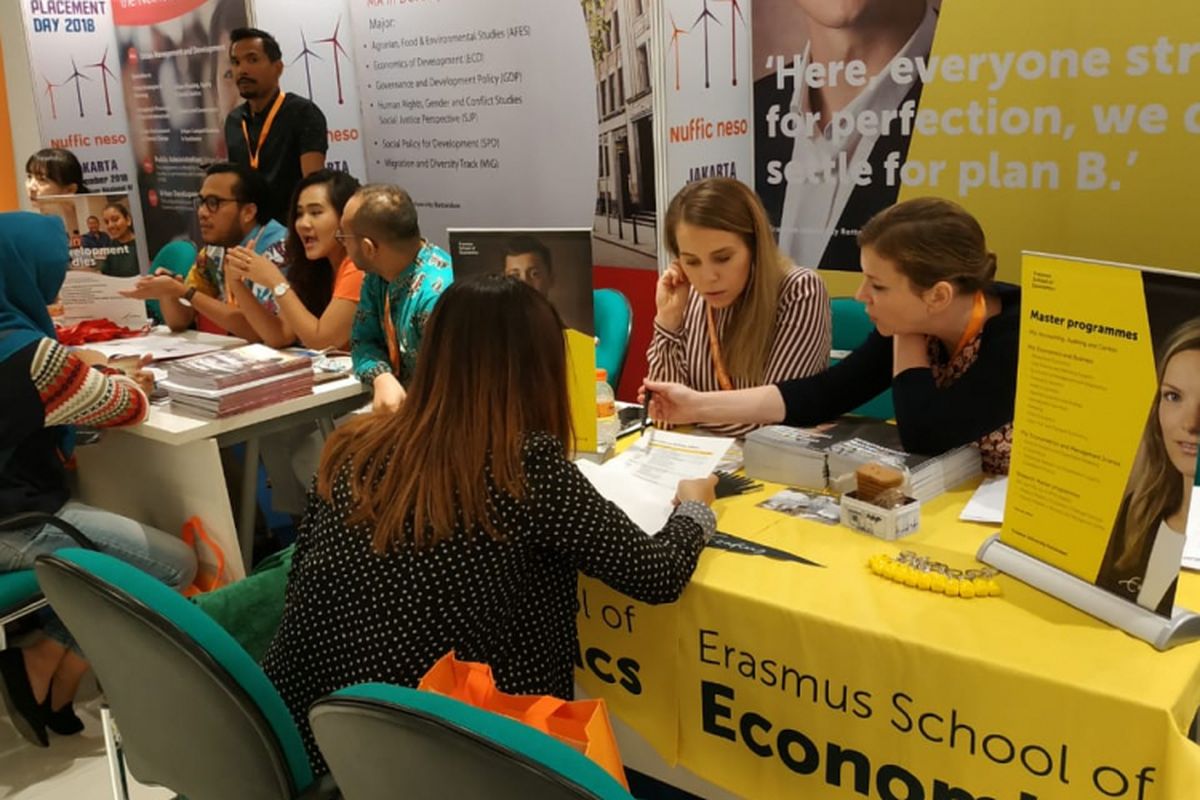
[{"xmin": 648, "ymin": 177, "xmax": 831, "ymax": 436}]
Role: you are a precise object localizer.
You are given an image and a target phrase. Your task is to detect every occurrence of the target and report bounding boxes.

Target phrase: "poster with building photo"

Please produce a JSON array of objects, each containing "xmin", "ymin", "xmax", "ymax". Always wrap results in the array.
[
  {"xmin": 448, "ymin": 228, "xmax": 598, "ymax": 451},
  {"xmin": 1002, "ymin": 254, "xmax": 1200, "ymax": 617},
  {"xmin": 35, "ymin": 193, "xmax": 148, "ymax": 330},
  {"xmin": 583, "ymin": 0, "xmax": 657, "ymax": 270}
]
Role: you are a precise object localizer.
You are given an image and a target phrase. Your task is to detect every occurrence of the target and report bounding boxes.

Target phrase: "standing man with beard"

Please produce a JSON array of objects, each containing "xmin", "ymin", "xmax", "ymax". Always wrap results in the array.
[{"xmin": 223, "ymin": 27, "xmax": 329, "ymax": 226}]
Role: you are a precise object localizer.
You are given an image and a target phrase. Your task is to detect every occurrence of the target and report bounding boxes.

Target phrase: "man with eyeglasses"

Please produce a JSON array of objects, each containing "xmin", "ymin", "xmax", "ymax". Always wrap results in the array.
[{"xmin": 122, "ymin": 162, "xmax": 288, "ymax": 339}]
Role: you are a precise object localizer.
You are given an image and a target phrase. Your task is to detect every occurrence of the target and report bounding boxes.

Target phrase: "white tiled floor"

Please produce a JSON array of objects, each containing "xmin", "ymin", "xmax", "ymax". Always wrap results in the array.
[{"xmin": 0, "ymin": 691, "xmax": 171, "ymax": 800}]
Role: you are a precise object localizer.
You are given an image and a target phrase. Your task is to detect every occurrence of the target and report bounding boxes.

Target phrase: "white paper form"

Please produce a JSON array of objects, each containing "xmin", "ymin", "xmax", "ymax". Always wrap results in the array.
[{"xmin": 606, "ymin": 430, "xmax": 735, "ymax": 491}]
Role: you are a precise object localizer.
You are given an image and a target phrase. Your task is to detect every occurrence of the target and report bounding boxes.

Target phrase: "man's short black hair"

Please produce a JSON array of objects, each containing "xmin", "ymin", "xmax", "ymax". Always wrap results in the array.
[
  {"xmin": 204, "ymin": 162, "xmax": 271, "ymax": 224},
  {"xmin": 351, "ymin": 185, "xmax": 421, "ymax": 246},
  {"xmin": 504, "ymin": 235, "xmax": 552, "ymax": 273},
  {"xmin": 230, "ymin": 27, "xmax": 282, "ymax": 62}
]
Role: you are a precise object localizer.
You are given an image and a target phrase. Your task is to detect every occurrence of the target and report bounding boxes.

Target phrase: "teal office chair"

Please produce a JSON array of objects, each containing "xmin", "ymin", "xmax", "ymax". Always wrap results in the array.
[
  {"xmin": 0, "ymin": 514, "xmax": 97, "ymax": 644},
  {"xmin": 33, "ymin": 549, "xmax": 337, "ymax": 800},
  {"xmin": 147, "ymin": 240, "xmax": 198, "ymax": 324},
  {"xmin": 310, "ymin": 683, "xmax": 634, "ymax": 800},
  {"xmin": 593, "ymin": 288, "xmax": 632, "ymax": 390},
  {"xmin": 830, "ymin": 297, "xmax": 895, "ymax": 419}
]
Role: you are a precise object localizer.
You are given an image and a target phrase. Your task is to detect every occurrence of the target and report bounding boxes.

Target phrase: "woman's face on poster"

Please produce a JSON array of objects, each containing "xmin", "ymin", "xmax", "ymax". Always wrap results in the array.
[
  {"xmin": 1159, "ymin": 347, "xmax": 1200, "ymax": 478},
  {"xmin": 103, "ymin": 207, "xmax": 131, "ymax": 240}
]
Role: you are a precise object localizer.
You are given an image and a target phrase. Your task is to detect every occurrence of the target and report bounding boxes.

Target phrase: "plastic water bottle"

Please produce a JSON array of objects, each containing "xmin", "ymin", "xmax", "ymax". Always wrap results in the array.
[{"xmin": 596, "ymin": 369, "xmax": 618, "ymax": 454}]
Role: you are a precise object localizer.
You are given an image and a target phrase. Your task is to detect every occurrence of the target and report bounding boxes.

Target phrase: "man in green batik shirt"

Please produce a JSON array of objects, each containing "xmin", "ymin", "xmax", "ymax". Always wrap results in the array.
[{"xmin": 341, "ymin": 185, "xmax": 453, "ymax": 414}]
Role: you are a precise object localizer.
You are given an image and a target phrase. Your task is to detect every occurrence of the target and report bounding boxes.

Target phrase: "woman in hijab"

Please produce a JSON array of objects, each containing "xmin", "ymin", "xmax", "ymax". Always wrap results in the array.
[{"xmin": 0, "ymin": 212, "xmax": 195, "ymax": 748}]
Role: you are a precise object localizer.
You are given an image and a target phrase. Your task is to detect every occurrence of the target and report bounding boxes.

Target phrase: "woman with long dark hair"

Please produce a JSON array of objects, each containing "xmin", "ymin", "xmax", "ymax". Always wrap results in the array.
[
  {"xmin": 262, "ymin": 275, "xmax": 717, "ymax": 773},
  {"xmin": 225, "ymin": 169, "xmax": 363, "ymax": 349}
]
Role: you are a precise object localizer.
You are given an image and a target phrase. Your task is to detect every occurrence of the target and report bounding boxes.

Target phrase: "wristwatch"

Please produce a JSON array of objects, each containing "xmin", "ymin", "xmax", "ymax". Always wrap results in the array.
[
  {"xmin": 273, "ymin": 281, "xmax": 292, "ymax": 298},
  {"xmin": 179, "ymin": 286, "xmax": 197, "ymax": 307}
]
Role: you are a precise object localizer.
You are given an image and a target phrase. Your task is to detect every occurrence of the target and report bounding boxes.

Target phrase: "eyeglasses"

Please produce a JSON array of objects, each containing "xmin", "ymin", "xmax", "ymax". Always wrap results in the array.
[
  {"xmin": 193, "ymin": 194, "xmax": 239, "ymax": 213},
  {"xmin": 333, "ymin": 230, "xmax": 363, "ymax": 244}
]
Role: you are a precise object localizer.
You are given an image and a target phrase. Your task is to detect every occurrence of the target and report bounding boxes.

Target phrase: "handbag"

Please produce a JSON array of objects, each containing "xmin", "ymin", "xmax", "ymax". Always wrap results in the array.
[
  {"xmin": 418, "ymin": 651, "xmax": 629, "ymax": 788},
  {"xmin": 180, "ymin": 516, "xmax": 231, "ymax": 597}
]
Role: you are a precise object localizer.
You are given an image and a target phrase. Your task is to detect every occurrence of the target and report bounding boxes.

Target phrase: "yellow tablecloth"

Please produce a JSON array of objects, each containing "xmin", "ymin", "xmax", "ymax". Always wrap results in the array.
[{"xmin": 576, "ymin": 479, "xmax": 1200, "ymax": 799}]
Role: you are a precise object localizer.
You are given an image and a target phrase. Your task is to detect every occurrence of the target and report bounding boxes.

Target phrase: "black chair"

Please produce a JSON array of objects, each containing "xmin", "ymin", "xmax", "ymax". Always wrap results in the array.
[
  {"xmin": 310, "ymin": 683, "xmax": 634, "ymax": 800},
  {"xmin": 34, "ymin": 548, "xmax": 337, "ymax": 800}
]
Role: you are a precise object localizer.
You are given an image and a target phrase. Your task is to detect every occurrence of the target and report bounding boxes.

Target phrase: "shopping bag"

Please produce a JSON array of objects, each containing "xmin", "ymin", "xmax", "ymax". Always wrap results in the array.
[
  {"xmin": 418, "ymin": 651, "xmax": 628, "ymax": 788},
  {"xmin": 180, "ymin": 516, "xmax": 231, "ymax": 597}
]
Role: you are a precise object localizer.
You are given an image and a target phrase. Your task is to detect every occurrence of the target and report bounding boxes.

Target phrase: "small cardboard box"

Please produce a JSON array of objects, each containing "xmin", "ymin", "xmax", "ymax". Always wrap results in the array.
[{"xmin": 840, "ymin": 491, "xmax": 921, "ymax": 540}]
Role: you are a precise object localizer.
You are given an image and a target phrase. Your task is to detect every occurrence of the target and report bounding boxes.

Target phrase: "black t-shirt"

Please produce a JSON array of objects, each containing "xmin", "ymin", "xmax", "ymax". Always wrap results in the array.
[{"xmin": 224, "ymin": 91, "xmax": 328, "ymax": 225}]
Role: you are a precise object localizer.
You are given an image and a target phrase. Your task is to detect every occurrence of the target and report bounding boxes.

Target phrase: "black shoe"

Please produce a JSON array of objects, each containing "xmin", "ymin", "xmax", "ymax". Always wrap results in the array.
[
  {"xmin": 0, "ymin": 649, "xmax": 48, "ymax": 747},
  {"xmin": 42, "ymin": 697, "xmax": 85, "ymax": 736}
]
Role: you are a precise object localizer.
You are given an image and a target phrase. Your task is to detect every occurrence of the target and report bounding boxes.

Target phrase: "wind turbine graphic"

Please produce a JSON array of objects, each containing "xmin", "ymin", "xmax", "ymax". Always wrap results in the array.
[
  {"xmin": 667, "ymin": 13, "xmax": 688, "ymax": 92},
  {"xmin": 691, "ymin": 0, "xmax": 721, "ymax": 90},
  {"xmin": 723, "ymin": 0, "xmax": 745, "ymax": 86},
  {"xmin": 63, "ymin": 57, "xmax": 91, "ymax": 118},
  {"xmin": 86, "ymin": 47, "xmax": 118, "ymax": 116},
  {"xmin": 291, "ymin": 29, "xmax": 322, "ymax": 100},
  {"xmin": 316, "ymin": 15, "xmax": 350, "ymax": 105},
  {"xmin": 42, "ymin": 76, "xmax": 61, "ymax": 120}
]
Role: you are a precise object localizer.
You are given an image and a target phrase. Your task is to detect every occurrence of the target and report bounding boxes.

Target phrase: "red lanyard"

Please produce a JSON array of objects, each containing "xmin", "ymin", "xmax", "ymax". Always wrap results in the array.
[
  {"xmin": 953, "ymin": 290, "xmax": 988, "ymax": 359},
  {"xmin": 241, "ymin": 91, "xmax": 286, "ymax": 170},
  {"xmin": 705, "ymin": 305, "xmax": 734, "ymax": 391}
]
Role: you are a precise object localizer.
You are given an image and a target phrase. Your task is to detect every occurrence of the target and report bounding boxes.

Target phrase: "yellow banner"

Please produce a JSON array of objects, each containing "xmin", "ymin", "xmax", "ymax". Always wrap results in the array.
[
  {"xmin": 575, "ymin": 576, "xmax": 679, "ymax": 757},
  {"xmin": 578, "ymin": 488, "xmax": 1200, "ymax": 799},
  {"xmin": 1002, "ymin": 255, "xmax": 1155, "ymax": 579},
  {"xmin": 566, "ymin": 327, "xmax": 598, "ymax": 453},
  {"xmin": 904, "ymin": 2, "xmax": 1200, "ymax": 281}
]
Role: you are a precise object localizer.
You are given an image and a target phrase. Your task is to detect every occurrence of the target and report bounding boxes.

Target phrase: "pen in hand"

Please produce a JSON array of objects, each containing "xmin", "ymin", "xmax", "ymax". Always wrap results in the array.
[{"xmin": 642, "ymin": 390, "xmax": 654, "ymax": 438}]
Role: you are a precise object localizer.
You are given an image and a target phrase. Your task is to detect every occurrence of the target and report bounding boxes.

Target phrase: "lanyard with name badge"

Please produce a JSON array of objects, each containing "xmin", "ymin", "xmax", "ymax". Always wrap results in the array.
[{"xmin": 241, "ymin": 91, "xmax": 286, "ymax": 170}]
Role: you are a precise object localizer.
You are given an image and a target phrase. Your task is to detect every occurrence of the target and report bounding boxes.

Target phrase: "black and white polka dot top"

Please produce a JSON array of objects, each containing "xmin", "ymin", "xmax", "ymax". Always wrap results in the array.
[{"xmin": 262, "ymin": 431, "xmax": 714, "ymax": 772}]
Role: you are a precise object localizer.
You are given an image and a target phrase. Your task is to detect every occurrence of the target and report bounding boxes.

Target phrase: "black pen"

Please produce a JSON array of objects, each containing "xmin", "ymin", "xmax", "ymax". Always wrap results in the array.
[{"xmin": 642, "ymin": 390, "xmax": 653, "ymax": 436}]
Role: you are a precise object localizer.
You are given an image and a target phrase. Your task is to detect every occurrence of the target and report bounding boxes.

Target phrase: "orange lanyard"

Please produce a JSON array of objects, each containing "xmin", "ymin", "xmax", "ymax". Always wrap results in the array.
[
  {"xmin": 383, "ymin": 291, "xmax": 401, "ymax": 375},
  {"xmin": 953, "ymin": 290, "xmax": 988, "ymax": 359},
  {"xmin": 240, "ymin": 91, "xmax": 286, "ymax": 170},
  {"xmin": 705, "ymin": 305, "xmax": 734, "ymax": 391}
]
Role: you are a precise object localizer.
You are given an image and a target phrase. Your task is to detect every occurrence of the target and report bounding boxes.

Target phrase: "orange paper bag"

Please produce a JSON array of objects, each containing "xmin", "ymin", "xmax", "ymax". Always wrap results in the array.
[
  {"xmin": 418, "ymin": 652, "xmax": 628, "ymax": 789},
  {"xmin": 180, "ymin": 516, "xmax": 231, "ymax": 597}
]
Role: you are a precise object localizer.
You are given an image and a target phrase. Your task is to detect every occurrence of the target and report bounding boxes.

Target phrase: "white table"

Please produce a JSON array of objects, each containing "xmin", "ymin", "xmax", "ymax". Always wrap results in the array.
[{"xmin": 74, "ymin": 332, "xmax": 367, "ymax": 578}]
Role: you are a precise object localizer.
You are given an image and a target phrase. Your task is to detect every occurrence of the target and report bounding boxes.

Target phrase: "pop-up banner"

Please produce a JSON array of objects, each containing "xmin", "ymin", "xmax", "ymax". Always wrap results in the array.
[
  {"xmin": 112, "ymin": 0, "xmax": 249, "ymax": 257},
  {"xmin": 1003, "ymin": 254, "xmax": 1200, "ymax": 616},
  {"xmin": 19, "ymin": 0, "xmax": 139, "ymax": 195}
]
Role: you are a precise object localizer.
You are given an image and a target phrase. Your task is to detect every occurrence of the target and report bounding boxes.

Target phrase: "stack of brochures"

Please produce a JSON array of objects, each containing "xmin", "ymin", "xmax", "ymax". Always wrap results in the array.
[
  {"xmin": 161, "ymin": 345, "xmax": 313, "ymax": 418},
  {"xmin": 744, "ymin": 418, "xmax": 981, "ymax": 502}
]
